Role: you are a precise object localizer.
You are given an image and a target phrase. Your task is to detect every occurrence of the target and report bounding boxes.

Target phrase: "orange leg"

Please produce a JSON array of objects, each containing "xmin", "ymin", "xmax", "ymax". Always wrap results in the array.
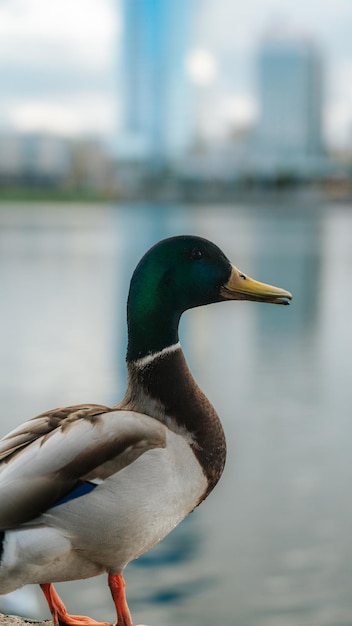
[
  {"xmin": 108, "ymin": 573, "xmax": 133, "ymax": 626},
  {"xmin": 40, "ymin": 583, "xmax": 110, "ymax": 626}
]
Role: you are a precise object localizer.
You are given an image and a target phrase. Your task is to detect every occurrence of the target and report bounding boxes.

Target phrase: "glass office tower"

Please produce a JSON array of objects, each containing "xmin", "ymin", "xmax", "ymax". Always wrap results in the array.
[
  {"xmin": 257, "ymin": 37, "xmax": 323, "ymax": 159},
  {"xmin": 119, "ymin": 0, "xmax": 193, "ymax": 161}
]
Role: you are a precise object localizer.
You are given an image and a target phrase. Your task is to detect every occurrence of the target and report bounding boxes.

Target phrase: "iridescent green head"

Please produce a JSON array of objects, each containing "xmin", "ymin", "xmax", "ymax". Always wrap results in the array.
[{"xmin": 127, "ymin": 235, "xmax": 292, "ymax": 362}]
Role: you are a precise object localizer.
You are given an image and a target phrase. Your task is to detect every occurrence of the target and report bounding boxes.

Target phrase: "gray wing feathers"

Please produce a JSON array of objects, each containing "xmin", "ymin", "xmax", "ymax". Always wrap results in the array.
[
  {"xmin": 0, "ymin": 406, "xmax": 166, "ymax": 529},
  {"xmin": 0, "ymin": 404, "xmax": 110, "ymax": 462}
]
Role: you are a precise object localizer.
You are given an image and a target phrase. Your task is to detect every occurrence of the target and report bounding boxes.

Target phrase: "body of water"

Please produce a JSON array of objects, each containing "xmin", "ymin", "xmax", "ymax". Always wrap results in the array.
[{"xmin": 1, "ymin": 201, "xmax": 352, "ymax": 626}]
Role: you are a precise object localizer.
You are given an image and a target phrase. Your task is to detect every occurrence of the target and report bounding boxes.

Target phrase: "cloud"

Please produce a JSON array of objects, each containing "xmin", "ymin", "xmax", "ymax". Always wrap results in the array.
[
  {"xmin": 0, "ymin": 0, "xmax": 117, "ymax": 72},
  {"xmin": 0, "ymin": 0, "xmax": 351, "ymax": 147},
  {"xmin": 198, "ymin": 0, "xmax": 352, "ymax": 52},
  {"xmin": 0, "ymin": 0, "xmax": 117, "ymax": 137},
  {"xmin": 7, "ymin": 94, "xmax": 116, "ymax": 136},
  {"xmin": 0, "ymin": 0, "xmax": 116, "ymax": 55}
]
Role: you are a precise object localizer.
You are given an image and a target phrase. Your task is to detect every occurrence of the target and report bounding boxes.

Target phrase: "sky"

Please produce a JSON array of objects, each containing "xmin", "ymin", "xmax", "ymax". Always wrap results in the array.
[{"xmin": 0, "ymin": 0, "xmax": 351, "ymax": 149}]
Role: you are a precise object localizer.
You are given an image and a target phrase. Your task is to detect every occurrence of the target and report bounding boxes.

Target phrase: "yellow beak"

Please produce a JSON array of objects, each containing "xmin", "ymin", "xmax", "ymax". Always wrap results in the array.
[{"xmin": 220, "ymin": 265, "xmax": 292, "ymax": 305}]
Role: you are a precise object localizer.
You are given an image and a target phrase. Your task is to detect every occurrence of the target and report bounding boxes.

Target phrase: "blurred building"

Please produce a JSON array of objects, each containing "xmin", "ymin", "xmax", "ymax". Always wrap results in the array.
[
  {"xmin": 68, "ymin": 138, "xmax": 115, "ymax": 191},
  {"xmin": 118, "ymin": 0, "xmax": 194, "ymax": 163},
  {"xmin": 0, "ymin": 134, "xmax": 70, "ymax": 184},
  {"xmin": 255, "ymin": 35, "xmax": 324, "ymax": 173},
  {"xmin": 0, "ymin": 133, "xmax": 116, "ymax": 194}
]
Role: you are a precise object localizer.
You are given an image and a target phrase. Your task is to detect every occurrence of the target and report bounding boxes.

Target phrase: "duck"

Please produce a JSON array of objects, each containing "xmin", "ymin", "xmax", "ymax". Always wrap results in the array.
[{"xmin": 0, "ymin": 235, "xmax": 292, "ymax": 626}]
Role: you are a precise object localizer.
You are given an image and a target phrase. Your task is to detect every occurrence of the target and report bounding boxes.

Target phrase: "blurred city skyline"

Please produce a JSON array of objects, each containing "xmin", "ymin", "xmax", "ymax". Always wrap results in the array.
[{"xmin": 0, "ymin": 0, "xmax": 352, "ymax": 152}]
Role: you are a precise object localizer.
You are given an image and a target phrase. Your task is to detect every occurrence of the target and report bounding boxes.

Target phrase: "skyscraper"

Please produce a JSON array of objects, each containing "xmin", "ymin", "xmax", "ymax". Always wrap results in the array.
[
  {"xmin": 118, "ymin": 0, "xmax": 193, "ymax": 162},
  {"xmin": 256, "ymin": 35, "xmax": 323, "ymax": 161}
]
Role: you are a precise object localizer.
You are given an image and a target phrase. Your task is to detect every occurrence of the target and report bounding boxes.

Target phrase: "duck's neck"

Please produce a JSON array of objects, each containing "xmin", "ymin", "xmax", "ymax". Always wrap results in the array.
[
  {"xmin": 123, "ymin": 346, "xmax": 226, "ymax": 499},
  {"xmin": 126, "ymin": 300, "xmax": 181, "ymax": 362}
]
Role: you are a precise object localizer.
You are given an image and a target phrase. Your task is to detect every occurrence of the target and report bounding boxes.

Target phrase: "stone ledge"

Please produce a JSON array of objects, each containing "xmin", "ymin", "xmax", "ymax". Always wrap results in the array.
[{"xmin": 0, "ymin": 614, "xmax": 52, "ymax": 626}]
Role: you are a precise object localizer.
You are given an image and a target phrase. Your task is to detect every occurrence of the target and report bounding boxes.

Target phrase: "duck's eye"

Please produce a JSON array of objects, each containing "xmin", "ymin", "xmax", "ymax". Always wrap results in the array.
[{"xmin": 190, "ymin": 248, "xmax": 203, "ymax": 261}]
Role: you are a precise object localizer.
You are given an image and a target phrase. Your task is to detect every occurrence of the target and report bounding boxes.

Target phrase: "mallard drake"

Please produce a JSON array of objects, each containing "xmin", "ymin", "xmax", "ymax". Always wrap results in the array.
[{"xmin": 0, "ymin": 236, "xmax": 292, "ymax": 626}]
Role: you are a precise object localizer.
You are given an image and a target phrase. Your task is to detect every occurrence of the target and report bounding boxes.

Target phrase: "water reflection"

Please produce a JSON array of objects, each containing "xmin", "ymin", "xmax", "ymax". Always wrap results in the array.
[
  {"xmin": 1, "ymin": 202, "xmax": 352, "ymax": 625},
  {"xmin": 130, "ymin": 516, "xmax": 212, "ymax": 613}
]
